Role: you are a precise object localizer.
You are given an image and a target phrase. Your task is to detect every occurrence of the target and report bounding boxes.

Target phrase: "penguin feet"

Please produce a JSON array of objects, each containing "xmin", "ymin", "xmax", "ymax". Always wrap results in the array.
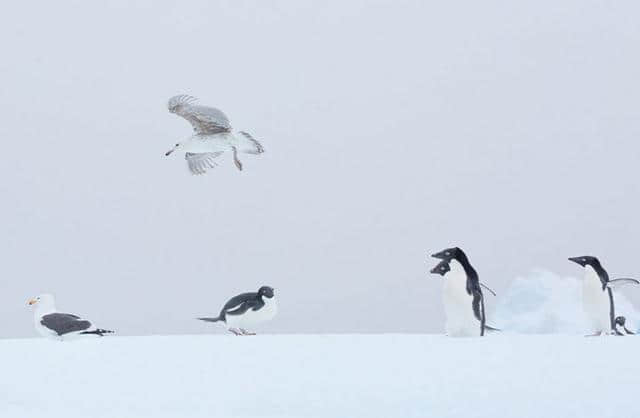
[
  {"xmin": 229, "ymin": 328, "xmax": 243, "ymax": 336},
  {"xmin": 585, "ymin": 331, "xmax": 618, "ymax": 337},
  {"xmin": 240, "ymin": 328, "xmax": 256, "ymax": 336}
]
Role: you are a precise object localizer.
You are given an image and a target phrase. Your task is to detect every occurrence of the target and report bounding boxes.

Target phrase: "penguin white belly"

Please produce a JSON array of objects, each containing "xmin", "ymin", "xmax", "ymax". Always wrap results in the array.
[
  {"xmin": 582, "ymin": 271, "xmax": 611, "ymax": 334},
  {"xmin": 443, "ymin": 271, "xmax": 479, "ymax": 337},
  {"xmin": 225, "ymin": 298, "xmax": 278, "ymax": 330}
]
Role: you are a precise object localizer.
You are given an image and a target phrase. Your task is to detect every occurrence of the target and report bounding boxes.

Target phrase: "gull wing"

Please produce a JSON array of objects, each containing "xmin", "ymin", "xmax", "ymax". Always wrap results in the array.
[
  {"xmin": 168, "ymin": 95, "xmax": 231, "ymax": 135},
  {"xmin": 41, "ymin": 313, "xmax": 92, "ymax": 336},
  {"xmin": 185, "ymin": 152, "xmax": 224, "ymax": 175}
]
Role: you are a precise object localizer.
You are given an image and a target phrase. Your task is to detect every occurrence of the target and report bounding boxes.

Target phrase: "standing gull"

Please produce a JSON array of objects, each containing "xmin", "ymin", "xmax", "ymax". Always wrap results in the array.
[
  {"xmin": 197, "ymin": 286, "xmax": 277, "ymax": 335},
  {"xmin": 164, "ymin": 95, "xmax": 265, "ymax": 174},
  {"xmin": 28, "ymin": 294, "xmax": 113, "ymax": 340}
]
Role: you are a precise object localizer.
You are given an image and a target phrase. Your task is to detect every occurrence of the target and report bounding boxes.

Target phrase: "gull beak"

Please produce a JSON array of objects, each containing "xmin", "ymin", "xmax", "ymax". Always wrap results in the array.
[
  {"xmin": 165, "ymin": 148, "xmax": 175, "ymax": 156},
  {"xmin": 27, "ymin": 298, "xmax": 37, "ymax": 306}
]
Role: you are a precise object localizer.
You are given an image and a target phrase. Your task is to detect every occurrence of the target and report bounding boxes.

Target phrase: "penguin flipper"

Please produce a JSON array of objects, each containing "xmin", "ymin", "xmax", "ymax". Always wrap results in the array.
[
  {"xmin": 484, "ymin": 324, "xmax": 501, "ymax": 332},
  {"xmin": 606, "ymin": 278, "xmax": 640, "ymax": 290}
]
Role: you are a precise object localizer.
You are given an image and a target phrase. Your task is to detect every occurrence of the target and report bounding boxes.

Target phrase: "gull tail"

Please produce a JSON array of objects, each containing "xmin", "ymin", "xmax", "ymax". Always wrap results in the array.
[
  {"xmin": 234, "ymin": 131, "xmax": 265, "ymax": 155},
  {"xmin": 80, "ymin": 328, "xmax": 114, "ymax": 337},
  {"xmin": 197, "ymin": 317, "xmax": 223, "ymax": 323}
]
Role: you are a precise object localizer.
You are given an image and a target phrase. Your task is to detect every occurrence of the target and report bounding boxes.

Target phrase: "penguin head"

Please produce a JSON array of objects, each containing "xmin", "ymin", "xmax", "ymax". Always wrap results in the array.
[
  {"xmin": 430, "ymin": 260, "xmax": 451, "ymax": 276},
  {"xmin": 258, "ymin": 286, "xmax": 275, "ymax": 299},
  {"xmin": 615, "ymin": 316, "xmax": 627, "ymax": 327},
  {"xmin": 568, "ymin": 256, "xmax": 601, "ymax": 269},
  {"xmin": 431, "ymin": 247, "xmax": 466, "ymax": 262}
]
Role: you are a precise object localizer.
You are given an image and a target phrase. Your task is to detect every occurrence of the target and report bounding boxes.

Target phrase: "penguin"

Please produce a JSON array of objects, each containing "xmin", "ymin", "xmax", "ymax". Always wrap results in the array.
[
  {"xmin": 430, "ymin": 247, "xmax": 488, "ymax": 337},
  {"xmin": 614, "ymin": 316, "xmax": 635, "ymax": 335},
  {"xmin": 568, "ymin": 256, "xmax": 639, "ymax": 335},
  {"xmin": 197, "ymin": 286, "xmax": 277, "ymax": 336}
]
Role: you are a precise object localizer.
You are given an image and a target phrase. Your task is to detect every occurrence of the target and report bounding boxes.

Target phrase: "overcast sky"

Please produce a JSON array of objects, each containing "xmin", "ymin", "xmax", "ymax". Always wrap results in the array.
[{"xmin": 1, "ymin": 1, "xmax": 639, "ymax": 337}]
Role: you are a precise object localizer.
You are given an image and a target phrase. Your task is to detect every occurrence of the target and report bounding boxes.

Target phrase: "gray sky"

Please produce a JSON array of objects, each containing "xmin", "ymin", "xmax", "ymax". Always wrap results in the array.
[{"xmin": 1, "ymin": 1, "xmax": 640, "ymax": 337}]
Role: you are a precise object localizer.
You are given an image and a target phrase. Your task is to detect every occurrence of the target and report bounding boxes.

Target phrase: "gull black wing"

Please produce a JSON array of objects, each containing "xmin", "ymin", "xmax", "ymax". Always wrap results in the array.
[{"xmin": 41, "ymin": 313, "xmax": 92, "ymax": 336}]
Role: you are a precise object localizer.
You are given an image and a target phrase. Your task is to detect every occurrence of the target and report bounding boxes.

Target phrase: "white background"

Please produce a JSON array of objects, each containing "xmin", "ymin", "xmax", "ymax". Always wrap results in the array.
[{"xmin": 1, "ymin": 0, "xmax": 639, "ymax": 337}]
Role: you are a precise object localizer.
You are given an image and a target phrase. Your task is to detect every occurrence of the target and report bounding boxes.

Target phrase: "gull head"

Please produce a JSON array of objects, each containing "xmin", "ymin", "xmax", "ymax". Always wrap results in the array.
[
  {"xmin": 165, "ymin": 142, "xmax": 181, "ymax": 156},
  {"xmin": 27, "ymin": 294, "xmax": 55, "ymax": 309}
]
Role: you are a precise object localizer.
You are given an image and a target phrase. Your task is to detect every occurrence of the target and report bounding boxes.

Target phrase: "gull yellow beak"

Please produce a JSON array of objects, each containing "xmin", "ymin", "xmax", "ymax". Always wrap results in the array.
[{"xmin": 27, "ymin": 298, "xmax": 37, "ymax": 306}]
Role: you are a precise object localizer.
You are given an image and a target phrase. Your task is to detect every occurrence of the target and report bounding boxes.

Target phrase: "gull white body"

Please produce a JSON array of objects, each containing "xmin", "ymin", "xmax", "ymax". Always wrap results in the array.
[
  {"xmin": 582, "ymin": 266, "xmax": 612, "ymax": 334},
  {"xmin": 443, "ymin": 260, "xmax": 479, "ymax": 337},
  {"xmin": 225, "ymin": 297, "xmax": 278, "ymax": 331},
  {"xmin": 32, "ymin": 302, "xmax": 59, "ymax": 339},
  {"xmin": 181, "ymin": 132, "xmax": 259, "ymax": 154}
]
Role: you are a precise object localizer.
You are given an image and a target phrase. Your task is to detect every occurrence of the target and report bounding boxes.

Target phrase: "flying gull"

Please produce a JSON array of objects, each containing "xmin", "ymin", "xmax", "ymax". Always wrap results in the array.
[
  {"xmin": 28, "ymin": 294, "xmax": 114, "ymax": 340},
  {"xmin": 164, "ymin": 95, "xmax": 265, "ymax": 174},
  {"xmin": 197, "ymin": 286, "xmax": 277, "ymax": 335}
]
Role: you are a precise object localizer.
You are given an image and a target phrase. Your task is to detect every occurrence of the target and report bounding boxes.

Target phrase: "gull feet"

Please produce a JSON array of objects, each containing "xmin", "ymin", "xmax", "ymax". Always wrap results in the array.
[{"xmin": 232, "ymin": 147, "xmax": 243, "ymax": 171}]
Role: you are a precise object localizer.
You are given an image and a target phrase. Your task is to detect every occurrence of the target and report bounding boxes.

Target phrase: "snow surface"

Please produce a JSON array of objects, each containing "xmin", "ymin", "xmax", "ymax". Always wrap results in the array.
[{"xmin": 1, "ymin": 334, "xmax": 639, "ymax": 418}]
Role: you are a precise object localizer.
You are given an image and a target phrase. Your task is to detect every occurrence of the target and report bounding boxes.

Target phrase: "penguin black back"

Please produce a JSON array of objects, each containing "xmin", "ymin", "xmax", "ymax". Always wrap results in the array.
[{"xmin": 198, "ymin": 286, "xmax": 275, "ymax": 324}]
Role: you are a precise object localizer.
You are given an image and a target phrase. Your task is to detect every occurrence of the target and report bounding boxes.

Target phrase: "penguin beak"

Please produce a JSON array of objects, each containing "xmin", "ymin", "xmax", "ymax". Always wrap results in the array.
[
  {"xmin": 568, "ymin": 257, "xmax": 582, "ymax": 265},
  {"xmin": 165, "ymin": 148, "xmax": 175, "ymax": 156},
  {"xmin": 27, "ymin": 298, "xmax": 37, "ymax": 306},
  {"xmin": 431, "ymin": 249, "xmax": 452, "ymax": 260},
  {"xmin": 430, "ymin": 262, "xmax": 448, "ymax": 276}
]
